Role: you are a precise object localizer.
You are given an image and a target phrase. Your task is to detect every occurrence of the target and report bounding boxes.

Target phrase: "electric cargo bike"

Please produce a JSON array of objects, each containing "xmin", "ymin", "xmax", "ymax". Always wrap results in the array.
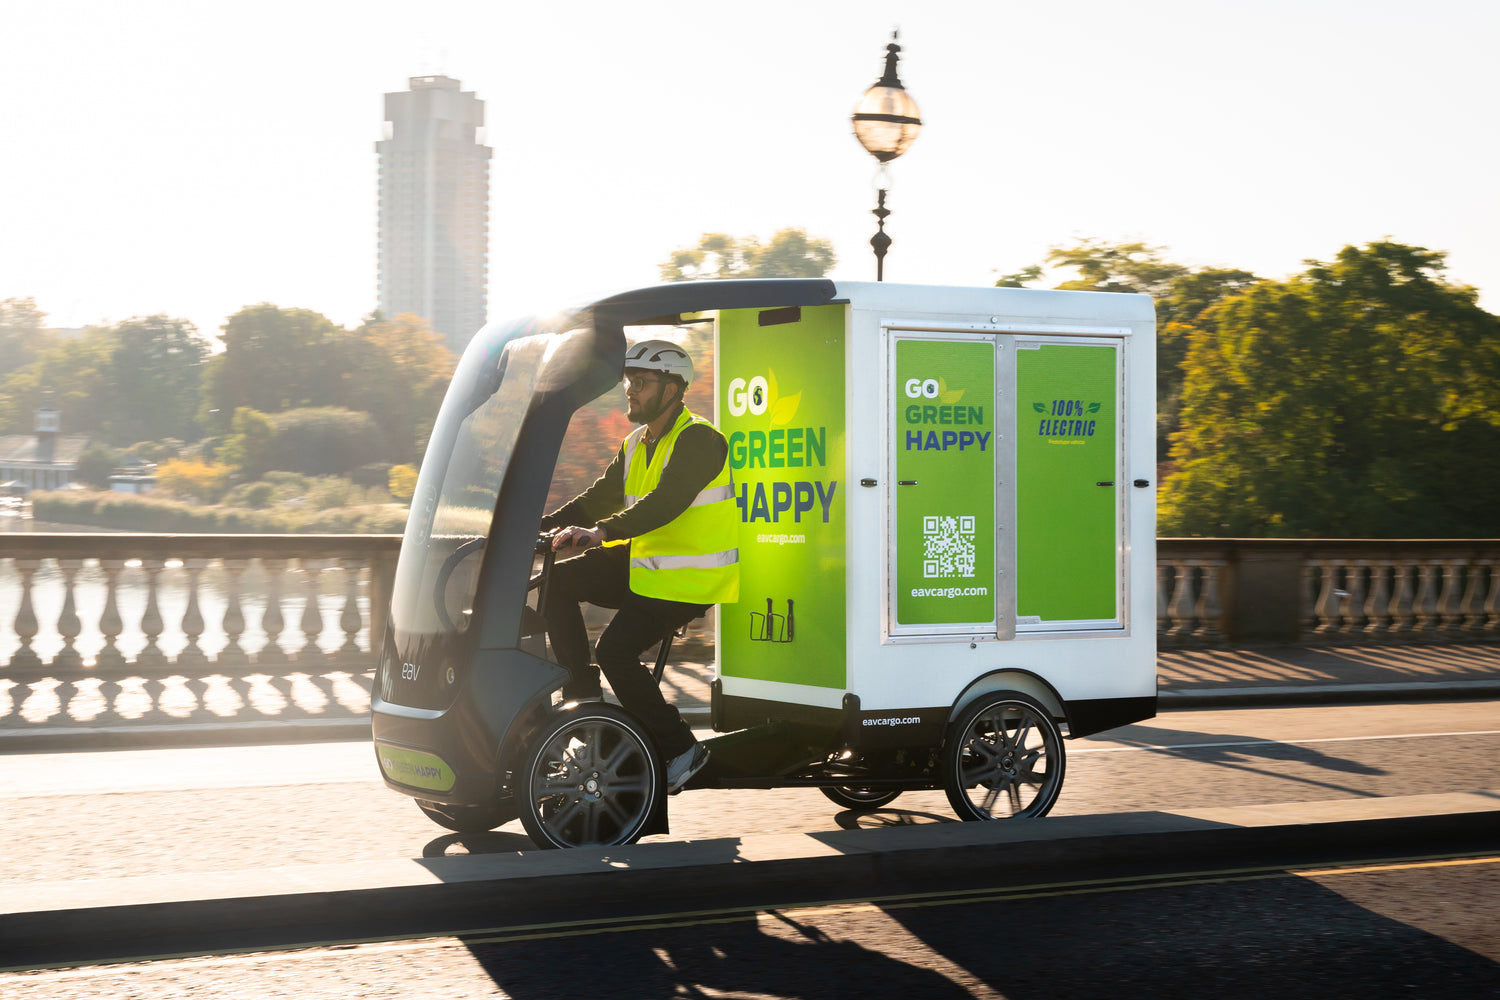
[{"xmin": 372, "ymin": 279, "xmax": 1158, "ymax": 849}]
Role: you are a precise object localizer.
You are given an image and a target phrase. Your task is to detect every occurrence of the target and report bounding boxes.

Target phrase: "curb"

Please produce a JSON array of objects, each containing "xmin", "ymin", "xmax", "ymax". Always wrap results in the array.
[
  {"xmin": 4, "ymin": 790, "xmax": 1497, "ymax": 968},
  {"xmin": 4, "ymin": 681, "xmax": 1499, "ymax": 752},
  {"xmin": 1160, "ymin": 679, "xmax": 1500, "ymax": 709}
]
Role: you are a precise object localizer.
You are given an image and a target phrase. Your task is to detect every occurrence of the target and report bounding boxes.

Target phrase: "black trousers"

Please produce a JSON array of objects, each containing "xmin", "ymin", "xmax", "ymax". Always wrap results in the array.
[{"xmin": 542, "ymin": 543, "xmax": 706, "ymax": 760}]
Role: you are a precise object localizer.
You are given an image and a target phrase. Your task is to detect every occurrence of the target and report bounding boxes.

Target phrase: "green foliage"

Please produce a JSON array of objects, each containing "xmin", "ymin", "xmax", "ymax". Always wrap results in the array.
[
  {"xmin": 101, "ymin": 316, "xmax": 208, "ymax": 445},
  {"xmin": 660, "ymin": 228, "xmax": 836, "ymax": 282},
  {"xmin": 266, "ymin": 407, "xmax": 386, "ymax": 475},
  {"xmin": 0, "ymin": 331, "xmax": 113, "ymax": 435},
  {"xmin": 1160, "ymin": 241, "xmax": 1500, "ymax": 537},
  {"xmin": 75, "ymin": 443, "xmax": 119, "ymax": 489},
  {"xmin": 343, "ymin": 313, "xmax": 455, "ymax": 464},
  {"xmin": 204, "ymin": 304, "xmax": 345, "ymax": 431},
  {"xmin": 1046, "ymin": 239, "xmax": 1189, "ymax": 297},
  {"xmin": 389, "ymin": 463, "xmax": 418, "ymax": 501},
  {"xmin": 218, "ymin": 407, "xmax": 276, "ymax": 478},
  {"xmin": 0, "ymin": 298, "xmax": 53, "ymax": 376},
  {"xmin": 33, "ymin": 489, "xmax": 407, "ymax": 534},
  {"xmin": 156, "ymin": 457, "xmax": 234, "ymax": 503}
]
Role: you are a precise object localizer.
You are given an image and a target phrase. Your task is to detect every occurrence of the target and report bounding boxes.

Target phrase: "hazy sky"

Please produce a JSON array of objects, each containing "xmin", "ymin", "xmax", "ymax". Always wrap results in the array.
[{"xmin": 3, "ymin": 0, "xmax": 1496, "ymax": 341}]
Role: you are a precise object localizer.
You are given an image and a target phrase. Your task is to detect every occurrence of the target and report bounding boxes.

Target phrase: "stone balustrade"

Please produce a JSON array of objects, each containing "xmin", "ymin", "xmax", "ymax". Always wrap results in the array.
[
  {"xmin": 1158, "ymin": 539, "xmax": 1500, "ymax": 645},
  {"xmin": 3, "ymin": 537, "xmax": 1498, "ymax": 691},
  {"xmin": 0, "ymin": 534, "xmax": 401, "ymax": 681}
]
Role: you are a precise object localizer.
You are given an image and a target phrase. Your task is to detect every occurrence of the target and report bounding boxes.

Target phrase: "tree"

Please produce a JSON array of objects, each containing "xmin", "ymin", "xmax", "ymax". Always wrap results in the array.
[
  {"xmin": 0, "ymin": 331, "xmax": 113, "ymax": 435},
  {"xmin": 341, "ymin": 313, "xmax": 456, "ymax": 464},
  {"xmin": 1045, "ymin": 239, "xmax": 1189, "ymax": 298},
  {"xmin": 997, "ymin": 240, "xmax": 1260, "ymax": 459},
  {"xmin": 202, "ymin": 304, "xmax": 344, "ymax": 431},
  {"xmin": 75, "ymin": 443, "xmax": 119, "ymax": 489},
  {"xmin": 1160, "ymin": 242, "xmax": 1500, "ymax": 537},
  {"xmin": 659, "ymin": 228, "xmax": 836, "ymax": 282},
  {"xmin": 103, "ymin": 315, "xmax": 209, "ymax": 446},
  {"xmin": 217, "ymin": 407, "xmax": 276, "ymax": 479},
  {"xmin": 0, "ymin": 298, "xmax": 52, "ymax": 376}
]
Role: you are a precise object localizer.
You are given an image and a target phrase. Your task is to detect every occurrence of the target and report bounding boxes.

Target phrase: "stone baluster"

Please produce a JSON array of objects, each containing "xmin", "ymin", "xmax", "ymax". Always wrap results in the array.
[
  {"xmin": 1482, "ymin": 558, "xmax": 1500, "ymax": 636},
  {"xmin": 95, "ymin": 558, "xmax": 127, "ymax": 673},
  {"xmin": 1342, "ymin": 561, "xmax": 1367, "ymax": 636},
  {"xmin": 1388, "ymin": 559, "xmax": 1416, "ymax": 636},
  {"xmin": 297, "ymin": 559, "xmax": 327, "ymax": 665},
  {"xmin": 1458, "ymin": 557, "xmax": 1488, "ymax": 635},
  {"xmin": 177, "ymin": 558, "xmax": 208, "ymax": 670},
  {"xmin": 258, "ymin": 559, "xmax": 288, "ymax": 664},
  {"xmin": 1363, "ymin": 559, "xmax": 1392, "ymax": 638},
  {"xmin": 1156, "ymin": 563, "xmax": 1170, "ymax": 639},
  {"xmin": 1166, "ymin": 560, "xmax": 1197, "ymax": 641},
  {"xmin": 1437, "ymin": 559, "xmax": 1466, "ymax": 637},
  {"xmin": 52, "ymin": 559, "xmax": 84, "ymax": 673},
  {"xmin": 1313, "ymin": 560, "xmax": 1343, "ymax": 639},
  {"xmin": 339, "ymin": 558, "xmax": 364, "ymax": 657},
  {"xmin": 217, "ymin": 559, "xmax": 249, "ymax": 667},
  {"xmin": 136, "ymin": 559, "xmax": 167, "ymax": 671},
  {"xmin": 10, "ymin": 559, "xmax": 42, "ymax": 674},
  {"xmin": 1191, "ymin": 560, "xmax": 1225, "ymax": 642},
  {"xmin": 1413, "ymin": 561, "xmax": 1441, "ymax": 636},
  {"xmin": 1299, "ymin": 561, "xmax": 1319, "ymax": 640}
]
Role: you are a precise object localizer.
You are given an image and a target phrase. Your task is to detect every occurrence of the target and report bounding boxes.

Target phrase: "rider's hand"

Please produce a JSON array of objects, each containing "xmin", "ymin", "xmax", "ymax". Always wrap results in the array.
[{"xmin": 551, "ymin": 525, "xmax": 603, "ymax": 551}]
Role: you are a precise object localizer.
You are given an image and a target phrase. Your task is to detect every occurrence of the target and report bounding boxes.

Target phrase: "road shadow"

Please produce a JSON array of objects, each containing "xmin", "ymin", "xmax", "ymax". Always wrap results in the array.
[
  {"xmin": 1084, "ymin": 721, "xmax": 1388, "ymax": 799},
  {"xmin": 466, "ymin": 906, "xmax": 982, "ymax": 999},
  {"xmin": 422, "ymin": 828, "xmax": 535, "ymax": 857},
  {"xmin": 879, "ymin": 860, "xmax": 1500, "ymax": 998}
]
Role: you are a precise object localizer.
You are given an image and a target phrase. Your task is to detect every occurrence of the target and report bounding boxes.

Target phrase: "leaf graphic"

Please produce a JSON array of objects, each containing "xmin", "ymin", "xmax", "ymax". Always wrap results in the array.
[
  {"xmin": 1087, "ymin": 402, "xmax": 1101, "ymax": 414},
  {"xmin": 938, "ymin": 376, "xmax": 966, "ymax": 405},
  {"xmin": 1032, "ymin": 403, "xmax": 1047, "ymax": 414},
  {"xmin": 766, "ymin": 368, "xmax": 780, "ymax": 409},
  {"xmin": 770, "ymin": 391, "xmax": 802, "ymax": 427}
]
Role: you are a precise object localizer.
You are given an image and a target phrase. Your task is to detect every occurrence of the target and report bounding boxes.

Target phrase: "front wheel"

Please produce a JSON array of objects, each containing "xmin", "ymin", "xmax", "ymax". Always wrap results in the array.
[
  {"xmin": 820, "ymin": 786, "xmax": 903, "ymax": 811},
  {"xmin": 943, "ymin": 693, "xmax": 1065, "ymax": 821},
  {"xmin": 519, "ymin": 704, "xmax": 664, "ymax": 849}
]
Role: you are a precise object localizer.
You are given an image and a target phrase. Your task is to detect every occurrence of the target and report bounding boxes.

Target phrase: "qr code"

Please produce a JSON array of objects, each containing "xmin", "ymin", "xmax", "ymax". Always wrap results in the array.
[{"xmin": 922, "ymin": 515, "xmax": 976, "ymax": 578}]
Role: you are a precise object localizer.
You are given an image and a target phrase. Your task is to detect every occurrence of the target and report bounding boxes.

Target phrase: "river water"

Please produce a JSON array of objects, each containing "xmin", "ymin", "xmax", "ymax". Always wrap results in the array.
[{"xmin": 0, "ymin": 512, "xmax": 372, "ymax": 666}]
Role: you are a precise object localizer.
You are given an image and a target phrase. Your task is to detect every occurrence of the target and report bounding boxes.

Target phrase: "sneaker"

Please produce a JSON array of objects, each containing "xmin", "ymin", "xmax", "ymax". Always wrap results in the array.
[{"xmin": 665, "ymin": 743, "xmax": 710, "ymax": 795}]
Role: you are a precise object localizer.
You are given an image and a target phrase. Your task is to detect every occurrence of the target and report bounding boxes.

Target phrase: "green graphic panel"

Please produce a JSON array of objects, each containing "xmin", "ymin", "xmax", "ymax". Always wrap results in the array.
[
  {"xmin": 894, "ymin": 339, "xmax": 995, "ymax": 626},
  {"xmin": 376, "ymin": 744, "xmax": 456, "ymax": 792},
  {"xmin": 1015, "ymin": 343, "xmax": 1118, "ymax": 622},
  {"xmin": 718, "ymin": 304, "xmax": 846, "ymax": 689}
]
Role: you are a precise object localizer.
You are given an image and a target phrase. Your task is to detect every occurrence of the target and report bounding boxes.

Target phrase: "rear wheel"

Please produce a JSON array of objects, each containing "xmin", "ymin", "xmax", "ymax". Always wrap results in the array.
[
  {"xmin": 820, "ymin": 786, "xmax": 903, "ymax": 811},
  {"xmin": 519, "ymin": 704, "xmax": 663, "ymax": 849},
  {"xmin": 943, "ymin": 693, "xmax": 1065, "ymax": 820}
]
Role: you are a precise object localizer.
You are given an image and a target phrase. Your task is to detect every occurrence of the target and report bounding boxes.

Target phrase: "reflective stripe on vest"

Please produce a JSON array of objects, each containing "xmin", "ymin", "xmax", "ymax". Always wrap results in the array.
[{"xmin": 621, "ymin": 408, "xmax": 740, "ymax": 604}]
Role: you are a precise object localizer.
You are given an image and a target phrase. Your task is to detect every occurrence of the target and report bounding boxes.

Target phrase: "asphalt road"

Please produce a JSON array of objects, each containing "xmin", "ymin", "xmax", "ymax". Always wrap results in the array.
[
  {"xmin": 2, "ymin": 700, "xmax": 1498, "ymax": 996},
  {"xmin": 1, "ymin": 700, "xmax": 1497, "ymax": 884}
]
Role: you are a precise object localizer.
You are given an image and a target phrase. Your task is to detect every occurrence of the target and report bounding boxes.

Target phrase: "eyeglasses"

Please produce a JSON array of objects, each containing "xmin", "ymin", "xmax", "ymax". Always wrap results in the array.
[{"xmin": 624, "ymin": 374, "xmax": 669, "ymax": 390}]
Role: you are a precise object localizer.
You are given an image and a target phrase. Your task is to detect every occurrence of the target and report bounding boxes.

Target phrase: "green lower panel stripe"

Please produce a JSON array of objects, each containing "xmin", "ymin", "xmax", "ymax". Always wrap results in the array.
[{"xmin": 377, "ymin": 744, "xmax": 456, "ymax": 792}]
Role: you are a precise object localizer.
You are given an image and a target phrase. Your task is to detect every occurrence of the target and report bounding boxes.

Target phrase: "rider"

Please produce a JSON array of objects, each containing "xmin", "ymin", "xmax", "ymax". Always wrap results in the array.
[{"xmin": 540, "ymin": 339, "xmax": 739, "ymax": 793}]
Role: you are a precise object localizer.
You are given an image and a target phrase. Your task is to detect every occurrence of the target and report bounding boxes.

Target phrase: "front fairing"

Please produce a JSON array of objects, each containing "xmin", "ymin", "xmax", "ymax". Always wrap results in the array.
[{"xmin": 377, "ymin": 312, "xmax": 624, "ymax": 712}]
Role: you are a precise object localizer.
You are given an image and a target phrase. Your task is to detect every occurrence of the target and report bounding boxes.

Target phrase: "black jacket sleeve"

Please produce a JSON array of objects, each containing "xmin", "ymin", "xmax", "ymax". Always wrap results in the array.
[
  {"xmin": 597, "ymin": 423, "xmax": 728, "ymax": 541},
  {"xmin": 539, "ymin": 446, "xmax": 627, "ymax": 532}
]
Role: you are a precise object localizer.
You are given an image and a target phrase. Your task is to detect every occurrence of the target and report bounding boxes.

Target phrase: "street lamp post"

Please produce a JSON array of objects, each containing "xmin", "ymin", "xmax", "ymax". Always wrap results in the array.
[{"xmin": 851, "ymin": 32, "xmax": 922, "ymax": 281}]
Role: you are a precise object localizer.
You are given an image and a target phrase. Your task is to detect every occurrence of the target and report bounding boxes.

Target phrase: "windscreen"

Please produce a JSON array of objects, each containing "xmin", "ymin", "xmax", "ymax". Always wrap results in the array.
[{"xmin": 390, "ymin": 316, "xmax": 588, "ymax": 637}]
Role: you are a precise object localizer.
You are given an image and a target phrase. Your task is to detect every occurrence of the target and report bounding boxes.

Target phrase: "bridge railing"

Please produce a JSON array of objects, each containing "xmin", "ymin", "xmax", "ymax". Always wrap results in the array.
[
  {"xmin": 1157, "ymin": 538, "xmax": 1500, "ymax": 645},
  {"xmin": 2, "ymin": 536, "xmax": 1497, "ymax": 685},
  {"xmin": 0, "ymin": 534, "xmax": 401, "ymax": 682}
]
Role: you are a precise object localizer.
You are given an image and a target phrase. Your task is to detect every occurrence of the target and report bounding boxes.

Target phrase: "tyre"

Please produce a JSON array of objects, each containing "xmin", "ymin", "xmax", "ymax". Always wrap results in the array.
[
  {"xmin": 416, "ymin": 798, "xmax": 514, "ymax": 834},
  {"xmin": 943, "ymin": 693, "xmax": 1065, "ymax": 821},
  {"xmin": 819, "ymin": 785, "xmax": 903, "ymax": 811},
  {"xmin": 519, "ymin": 704, "xmax": 663, "ymax": 849}
]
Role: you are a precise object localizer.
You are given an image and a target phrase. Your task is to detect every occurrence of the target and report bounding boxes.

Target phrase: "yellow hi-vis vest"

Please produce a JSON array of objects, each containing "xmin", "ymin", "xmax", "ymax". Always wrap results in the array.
[{"xmin": 621, "ymin": 408, "xmax": 740, "ymax": 604}]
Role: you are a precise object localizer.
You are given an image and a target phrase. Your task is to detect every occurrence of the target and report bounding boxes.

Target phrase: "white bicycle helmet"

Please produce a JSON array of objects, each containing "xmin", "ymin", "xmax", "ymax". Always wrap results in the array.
[{"xmin": 623, "ymin": 339, "xmax": 694, "ymax": 385}]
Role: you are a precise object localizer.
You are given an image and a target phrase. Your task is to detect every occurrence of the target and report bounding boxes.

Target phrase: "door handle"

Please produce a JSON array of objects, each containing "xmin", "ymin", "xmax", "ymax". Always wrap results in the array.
[{"xmin": 898, "ymin": 480, "xmax": 918, "ymax": 486}]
